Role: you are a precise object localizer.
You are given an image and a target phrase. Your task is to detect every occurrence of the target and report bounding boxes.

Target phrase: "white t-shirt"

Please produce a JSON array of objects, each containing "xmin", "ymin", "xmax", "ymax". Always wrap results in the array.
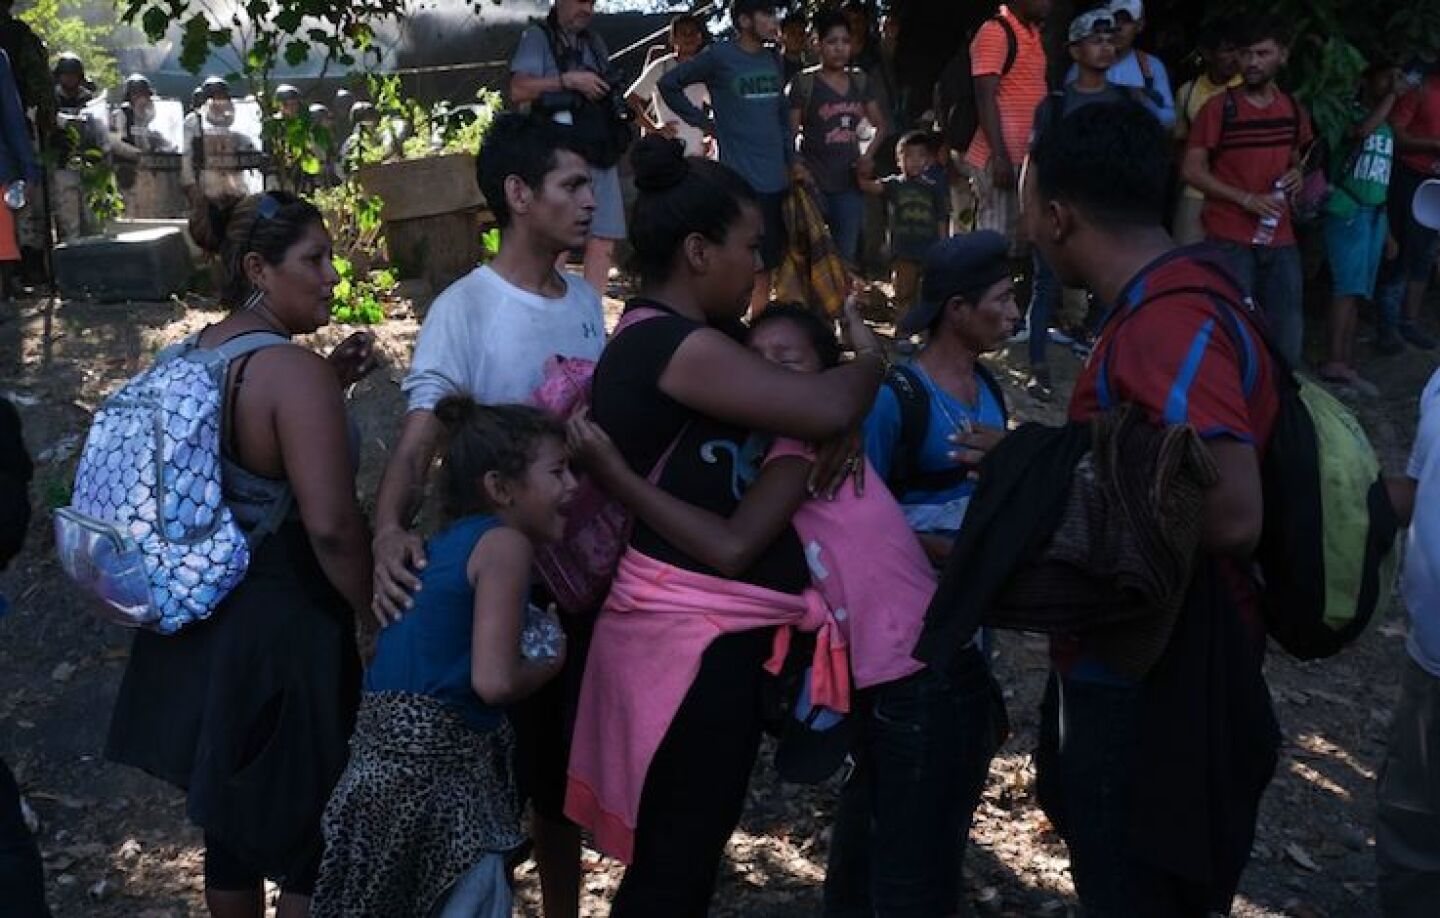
[
  {"xmin": 627, "ymin": 53, "xmax": 710, "ymax": 158},
  {"xmin": 402, "ymin": 265, "xmax": 605, "ymax": 411},
  {"xmin": 1404, "ymin": 367, "xmax": 1440, "ymax": 677}
]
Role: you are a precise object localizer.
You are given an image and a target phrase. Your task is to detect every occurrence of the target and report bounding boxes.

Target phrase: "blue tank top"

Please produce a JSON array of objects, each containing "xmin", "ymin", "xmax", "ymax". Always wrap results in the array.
[{"xmin": 364, "ymin": 515, "xmax": 506, "ymax": 733}]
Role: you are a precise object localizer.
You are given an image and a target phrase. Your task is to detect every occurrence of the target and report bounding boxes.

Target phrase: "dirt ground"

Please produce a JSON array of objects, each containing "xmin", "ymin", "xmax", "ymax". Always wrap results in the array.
[{"xmin": 0, "ymin": 284, "xmax": 1435, "ymax": 917}]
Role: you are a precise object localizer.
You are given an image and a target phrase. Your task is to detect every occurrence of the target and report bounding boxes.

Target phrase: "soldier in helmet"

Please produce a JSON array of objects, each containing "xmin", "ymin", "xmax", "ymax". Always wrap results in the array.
[
  {"xmin": 182, "ymin": 76, "xmax": 258, "ymax": 209},
  {"xmin": 50, "ymin": 53, "xmax": 102, "ymax": 239},
  {"xmin": 308, "ymin": 102, "xmax": 340, "ymax": 187},
  {"xmin": 274, "ymin": 82, "xmax": 302, "ymax": 119},
  {"xmin": 111, "ymin": 73, "xmax": 179, "ymax": 217},
  {"xmin": 111, "ymin": 73, "xmax": 174, "ymax": 157}
]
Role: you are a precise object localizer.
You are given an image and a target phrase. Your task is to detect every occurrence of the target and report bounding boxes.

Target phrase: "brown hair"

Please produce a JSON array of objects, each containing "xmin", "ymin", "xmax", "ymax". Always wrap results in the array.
[
  {"xmin": 432, "ymin": 397, "xmax": 565, "ymax": 521},
  {"xmin": 188, "ymin": 190, "xmax": 325, "ymax": 307}
]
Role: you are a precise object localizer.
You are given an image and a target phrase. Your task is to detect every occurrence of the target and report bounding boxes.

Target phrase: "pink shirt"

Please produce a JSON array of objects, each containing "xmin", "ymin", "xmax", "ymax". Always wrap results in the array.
[{"xmin": 769, "ymin": 439, "xmax": 935, "ymax": 689}]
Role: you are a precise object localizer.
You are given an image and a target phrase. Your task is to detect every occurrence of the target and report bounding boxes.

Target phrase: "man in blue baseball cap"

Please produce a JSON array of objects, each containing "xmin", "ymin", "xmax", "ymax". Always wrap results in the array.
[{"xmin": 865, "ymin": 230, "xmax": 1020, "ymax": 568}]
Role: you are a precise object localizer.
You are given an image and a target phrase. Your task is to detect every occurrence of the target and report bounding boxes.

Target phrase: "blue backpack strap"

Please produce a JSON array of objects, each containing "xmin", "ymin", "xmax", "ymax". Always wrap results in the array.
[
  {"xmin": 208, "ymin": 330, "xmax": 294, "ymax": 362},
  {"xmin": 205, "ymin": 331, "xmax": 296, "ymax": 547}
]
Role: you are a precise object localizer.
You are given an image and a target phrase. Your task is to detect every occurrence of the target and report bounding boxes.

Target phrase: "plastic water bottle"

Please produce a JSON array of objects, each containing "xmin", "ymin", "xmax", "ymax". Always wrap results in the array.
[
  {"xmin": 519, "ymin": 603, "xmax": 566, "ymax": 662},
  {"xmin": 1250, "ymin": 179, "xmax": 1287, "ymax": 247}
]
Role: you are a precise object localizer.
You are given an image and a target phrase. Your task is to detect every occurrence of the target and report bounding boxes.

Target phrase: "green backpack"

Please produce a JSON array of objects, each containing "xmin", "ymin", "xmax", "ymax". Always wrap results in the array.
[{"xmin": 1258, "ymin": 368, "xmax": 1400, "ymax": 658}]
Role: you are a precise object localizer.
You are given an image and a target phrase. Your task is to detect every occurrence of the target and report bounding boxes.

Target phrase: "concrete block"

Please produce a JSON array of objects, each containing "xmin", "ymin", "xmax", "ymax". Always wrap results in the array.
[{"xmin": 54, "ymin": 227, "xmax": 193, "ymax": 303}]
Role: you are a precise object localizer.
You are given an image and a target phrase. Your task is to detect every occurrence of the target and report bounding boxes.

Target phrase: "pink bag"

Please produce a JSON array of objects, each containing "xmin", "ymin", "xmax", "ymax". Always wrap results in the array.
[{"xmin": 531, "ymin": 307, "xmax": 677, "ymax": 614}]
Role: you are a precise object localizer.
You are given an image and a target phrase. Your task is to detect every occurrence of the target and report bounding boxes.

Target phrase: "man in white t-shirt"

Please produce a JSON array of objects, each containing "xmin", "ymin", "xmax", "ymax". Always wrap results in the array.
[
  {"xmin": 625, "ymin": 13, "xmax": 712, "ymax": 158},
  {"xmin": 1379, "ymin": 365, "xmax": 1440, "ymax": 915},
  {"xmin": 371, "ymin": 112, "xmax": 603, "ymax": 918}
]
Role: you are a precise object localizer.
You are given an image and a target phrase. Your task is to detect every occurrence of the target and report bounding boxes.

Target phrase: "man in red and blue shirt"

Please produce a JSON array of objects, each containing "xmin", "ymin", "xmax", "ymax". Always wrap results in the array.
[{"xmin": 1025, "ymin": 96, "xmax": 1281, "ymax": 914}]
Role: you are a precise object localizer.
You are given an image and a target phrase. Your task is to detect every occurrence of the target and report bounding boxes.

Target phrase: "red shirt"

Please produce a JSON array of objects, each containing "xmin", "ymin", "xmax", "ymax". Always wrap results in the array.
[
  {"xmin": 1070, "ymin": 249, "xmax": 1278, "ymax": 446},
  {"xmin": 1391, "ymin": 76, "xmax": 1440, "ymax": 176},
  {"xmin": 1061, "ymin": 248, "xmax": 1279, "ymax": 682},
  {"xmin": 1188, "ymin": 89, "xmax": 1312, "ymax": 247}
]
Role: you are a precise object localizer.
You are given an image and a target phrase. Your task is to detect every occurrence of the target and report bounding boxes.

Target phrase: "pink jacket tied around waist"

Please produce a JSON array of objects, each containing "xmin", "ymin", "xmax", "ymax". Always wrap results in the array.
[{"xmin": 565, "ymin": 548, "xmax": 850, "ymax": 863}]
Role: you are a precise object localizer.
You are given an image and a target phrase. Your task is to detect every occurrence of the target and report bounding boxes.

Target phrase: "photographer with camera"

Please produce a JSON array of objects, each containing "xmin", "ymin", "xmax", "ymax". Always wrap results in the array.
[{"xmin": 510, "ymin": 0, "xmax": 631, "ymax": 294}]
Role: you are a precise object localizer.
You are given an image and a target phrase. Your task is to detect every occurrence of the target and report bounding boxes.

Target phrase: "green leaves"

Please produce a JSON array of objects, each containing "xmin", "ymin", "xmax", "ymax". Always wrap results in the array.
[
  {"xmin": 329, "ymin": 255, "xmax": 392, "ymax": 325},
  {"xmin": 140, "ymin": 7, "xmax": 169, "ymax": 40}
]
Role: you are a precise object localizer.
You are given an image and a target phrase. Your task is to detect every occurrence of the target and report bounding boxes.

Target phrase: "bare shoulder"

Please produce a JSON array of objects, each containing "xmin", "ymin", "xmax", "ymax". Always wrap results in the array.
[
  {"xmin": 249, "ymin": 343, "xmax": 339, "ymax": 390},
  {"xmin": 467, "ymin": 525, "xmax": 534, "ymax": 581}
]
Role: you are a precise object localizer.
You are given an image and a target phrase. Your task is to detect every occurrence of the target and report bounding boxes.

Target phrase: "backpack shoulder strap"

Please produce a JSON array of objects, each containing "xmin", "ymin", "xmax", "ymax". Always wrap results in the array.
[
  {"xmin": 1136, "ymin": 49, "xmax": 1154, "ymax": 90},
  {"xmin": 882, "ymin": 363, "xmax": 930, "ymax": 490},
  {"xmin": 997, "ymin": 15, "xmax": 1019, "ymax": 76},
  {"xmin": 974, "ymin": 361, "xmax": 1009, "ymax": 425},
  {"xmin": 850, "ymin": 67, "xmax": 868, "ymax": 99},
  {"xmin": 1100, "ymin": 258, "xmax": 1274, "ymax": 409},
  {"xmin": 208, "ymin": 330, "xmax": 293, "ymax": 363},
  {"xmin": 1043, "ymin": 89, "xmax": 1067, "ymax": 135},
  {"xmin": 1216, "ymin": 88, "xmax": 1239, "ymax": 148},
  {"xmin": 793, "ymin": 67, "xmax": 818, "ymax": 111}
]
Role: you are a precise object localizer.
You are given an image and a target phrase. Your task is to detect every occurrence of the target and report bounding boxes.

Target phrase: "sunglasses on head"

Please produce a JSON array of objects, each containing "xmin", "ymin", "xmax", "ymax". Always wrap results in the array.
[{"xmin": 243, "ymin": 192, "xmax": 283, "ymax": 255}]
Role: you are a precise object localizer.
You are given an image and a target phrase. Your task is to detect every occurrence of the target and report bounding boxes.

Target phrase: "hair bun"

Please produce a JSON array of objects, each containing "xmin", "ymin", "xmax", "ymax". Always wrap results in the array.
[
  {"xmin": 631, "ymin": 134, "xmax": 690, "ymax": 193},
  {"xmin": 433, "ymin": 394, "xmax": 480, "ymax": 431},
  {"xmin": 187, "ymin": 193, "xmax": 241, "ymax": 255}
]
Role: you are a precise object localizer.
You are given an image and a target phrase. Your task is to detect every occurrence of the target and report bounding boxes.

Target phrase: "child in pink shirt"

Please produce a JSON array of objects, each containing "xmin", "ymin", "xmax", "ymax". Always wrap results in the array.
[{"xmin": 569, "ymin": 301, "xmax": 999, "ymax": 914}]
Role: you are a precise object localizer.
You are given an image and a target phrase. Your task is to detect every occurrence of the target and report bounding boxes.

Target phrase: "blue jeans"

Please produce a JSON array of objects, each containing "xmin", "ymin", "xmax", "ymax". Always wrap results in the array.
[
  {"xmin": 1036, "ymin": 674, "xmax": 1216, "ymax": 917},
  {"xmin": 1215, "ymin": 241, "xmax": 1304, "ymax": 367},
  {"xmin": 1028, "ymin": 251, "xmax": 1059, "ymax": 367},
  {"xmin": 822, "ymin": 189, "xmax": 866, "ymax": 266},
  {"xmin": 823, "ymin": 646, "xmax": 999, "ymax": 917}
]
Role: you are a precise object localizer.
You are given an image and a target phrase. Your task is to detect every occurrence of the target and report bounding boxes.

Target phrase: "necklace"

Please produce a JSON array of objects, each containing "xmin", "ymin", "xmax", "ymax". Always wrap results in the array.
[{"xmin": 914, "ymin": 364, "xmax": 978, "ymax": 440}]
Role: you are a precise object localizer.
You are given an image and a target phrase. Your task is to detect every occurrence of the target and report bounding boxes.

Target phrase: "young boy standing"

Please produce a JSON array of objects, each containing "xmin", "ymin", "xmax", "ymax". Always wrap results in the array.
[
  {"xmin": 1319, "ymin": 63, "xmax": 1398, "ymax": 393},
  {"xmin": 860, "ymin": 131, "xmax": 950, "ymax": 324},
  {"xmin": 789, "ymin": 9, "xmax": 890, "ymax": 266},
  {"xmin": 661, "ymin": 0, "xmax": 793, "ymax": 314},
  {"xmin": 625, "ymin": 14, "xmax": 710, "ymax": 158}
]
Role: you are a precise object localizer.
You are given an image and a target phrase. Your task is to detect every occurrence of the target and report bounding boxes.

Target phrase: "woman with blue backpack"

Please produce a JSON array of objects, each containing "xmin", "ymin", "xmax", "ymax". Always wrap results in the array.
[{"xmin": 103, "ymin": 191, "xmax": 376, "ymax": 918}]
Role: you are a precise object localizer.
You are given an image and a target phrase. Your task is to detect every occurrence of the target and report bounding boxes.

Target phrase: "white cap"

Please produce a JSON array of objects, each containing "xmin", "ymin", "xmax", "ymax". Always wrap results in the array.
[
  {"xmin": 1413, "ymin": 179, "xmax": 1440, "ymax": 231},
  {"xmin": 1108, "ymin": 0, "xmax": 1144, "ymax": 20}
]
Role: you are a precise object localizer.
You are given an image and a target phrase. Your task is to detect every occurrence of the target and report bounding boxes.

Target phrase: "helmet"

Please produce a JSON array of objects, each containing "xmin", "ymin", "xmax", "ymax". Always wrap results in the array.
[
  {"xmin": 200, "ymin": 76, "xmax": 230, "ymax": 101},
  {"xmin": 122, "ymin": 73, "xmax": 152, "ymax": 101},
  {"xmin": 308, "ymin": 103, "xmax": 330, "ymax": 117},
  {"xmin": 53, "ymin": 53, "xmax": 85, "ymax": 78},
  {"xmin": 274, "ymin": 84, "xmax": 301, "ymax": 103},
  {"xmin": 350, "ymin": 101, "xmax": 378, "ymax": 124}
]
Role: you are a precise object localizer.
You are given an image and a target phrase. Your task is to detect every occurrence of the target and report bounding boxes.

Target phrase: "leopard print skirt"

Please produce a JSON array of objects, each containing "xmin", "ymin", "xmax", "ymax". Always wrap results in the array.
[{"xmin": 311, "ymin": 692, "xmax": 525, "ymax": 917}]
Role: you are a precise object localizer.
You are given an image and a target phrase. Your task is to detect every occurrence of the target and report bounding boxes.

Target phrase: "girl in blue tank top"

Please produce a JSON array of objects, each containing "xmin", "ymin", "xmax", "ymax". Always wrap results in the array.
[{"xmin": 313, "ymin": 398, "xmax": 576, "ymax": 918}]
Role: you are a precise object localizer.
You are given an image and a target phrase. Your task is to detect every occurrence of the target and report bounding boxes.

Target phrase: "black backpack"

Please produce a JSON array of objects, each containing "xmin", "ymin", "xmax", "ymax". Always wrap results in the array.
[
  {"xmin": 537, "ymin": 16, "xmax": 633, "ymax": 169},
  {"xmin": 882, "ymin": 362, "xmax": 1009, "ymax": 495},
  {"xmin": 934, "ymin": 15, "xmax": 1018, "ymax": 153}
]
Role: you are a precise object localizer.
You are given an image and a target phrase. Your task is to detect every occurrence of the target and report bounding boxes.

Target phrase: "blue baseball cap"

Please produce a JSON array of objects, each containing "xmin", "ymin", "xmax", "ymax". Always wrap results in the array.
[{"xmin": 897, "ymin": 231, "xmax": 1013, "ymax": 338}]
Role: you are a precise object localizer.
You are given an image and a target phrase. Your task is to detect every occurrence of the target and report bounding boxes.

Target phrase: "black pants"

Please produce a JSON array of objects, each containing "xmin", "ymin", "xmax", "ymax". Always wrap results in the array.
[
  {"xmin": 611, "ymin": 628, "xmax": 772, "ymax": 918},
  {"xmin": 0, "ymin": 757, "xmax": 48, "ymax": 918}
]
